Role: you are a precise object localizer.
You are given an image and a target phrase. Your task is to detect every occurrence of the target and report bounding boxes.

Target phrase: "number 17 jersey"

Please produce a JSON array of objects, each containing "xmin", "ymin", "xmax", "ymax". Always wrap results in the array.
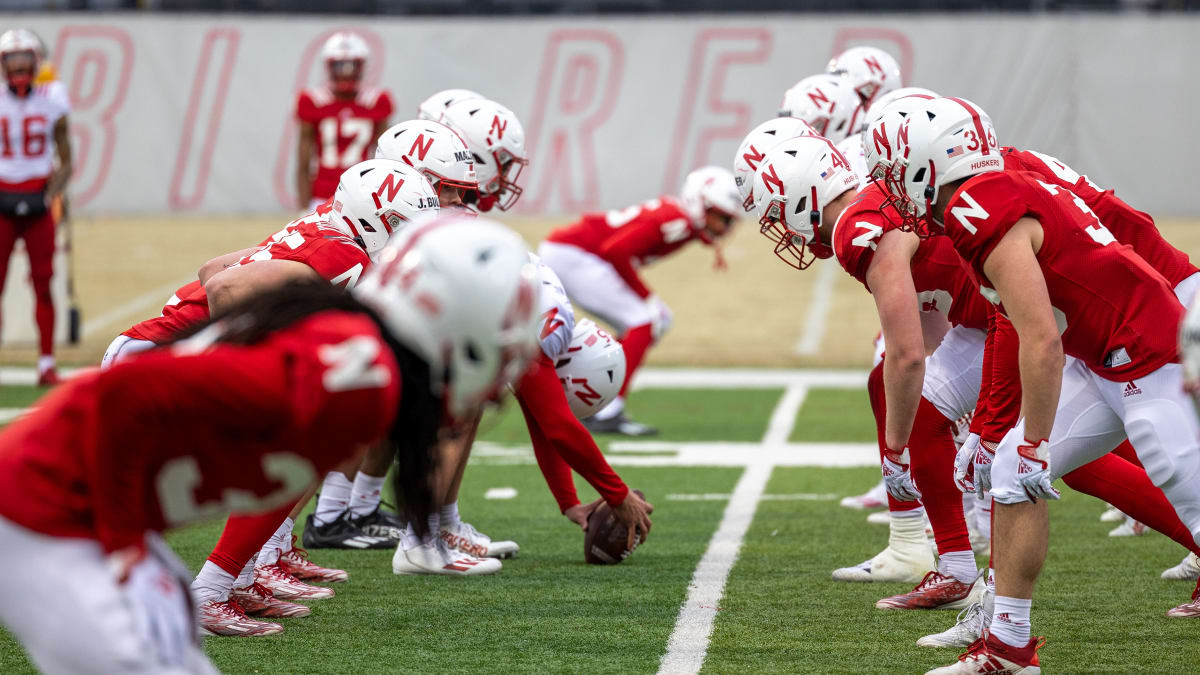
[{"xmin": 296, "ymin": 85, "xmax": 393, "ymax": 201}]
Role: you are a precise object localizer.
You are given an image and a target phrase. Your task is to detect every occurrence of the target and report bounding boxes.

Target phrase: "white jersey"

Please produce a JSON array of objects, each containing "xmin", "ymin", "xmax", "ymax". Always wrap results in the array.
[
  {"xmin": 0, "ymin": 81, "xmax": 69, "ymax": 187},
  {"xmin": 836, "ymin": 134, "xmax": 868, "ymax": 190},
  {"xmin": 532, "ymin": 254, "xmax": 576, "ymax": 361}
]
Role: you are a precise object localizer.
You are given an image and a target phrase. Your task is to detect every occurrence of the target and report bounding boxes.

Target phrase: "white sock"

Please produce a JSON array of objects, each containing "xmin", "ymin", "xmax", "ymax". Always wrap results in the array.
[
  {"xmin": 595, "ymin": 396, "xmax": 625, "ymax": 421},
  {"xmin": 234, "ymin": 554, "xmax": 258, "ymax": 590},
  {"xmin": 938, "ymin": 550, "xmax": 978, "ymax": 584},
  {"xmin": 37, "ymin": 355, "xmax": 55, "ymax": 374},
  {"xmin": 191, "ymin": 561, "xmax": 235, "ymax": 603},
  {"xmin": 990, "ymin": 595, "xmax": 1032, "ymax": 647},
  {"xmin": 258, "ymin": 517, "xmax": 294, "ymax": 565},
  {"xmin": 349, "ymin": 473, "xmax": 386, "ymax": 518},
  {"xmin": 976, "ymin": 494, "xmax": 993, "ymax": 540},
  {"xmin": 440, "ymin": 501, "xmax": 461, "ymax": 530},
  {"xmin": 426, "ymin": 512, "xmax": 441, "ymax": 542},
  {"xmin": 891, "ymin": 506, "xmax": 926, "ymax": 520},
  {"xmin": 314, "ymin": 472, "xmax": 353, "ymax": 526},
  {"xmin": 889, "ymin": 509, "xmax": 928, "ymax": 546},
  {"xmin": 401, "ymin": 523, "xmax": 421, "ymax": 550}
]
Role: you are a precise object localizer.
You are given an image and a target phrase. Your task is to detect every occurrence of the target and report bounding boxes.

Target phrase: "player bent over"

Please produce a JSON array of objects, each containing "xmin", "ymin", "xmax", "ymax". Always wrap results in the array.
[
  {"xmin": 0, "ymin": 216, "xmax": 540, "ymax": 672},
  {"xmin": 540, "ymin": 166, "xmax": 741, "ymax": 436}
]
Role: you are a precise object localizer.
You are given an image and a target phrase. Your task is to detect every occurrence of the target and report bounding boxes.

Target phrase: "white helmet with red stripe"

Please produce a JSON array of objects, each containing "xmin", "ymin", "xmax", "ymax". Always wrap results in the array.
[
  {"xmin": 0, "ymin": 29, "xmax": 42, "ymax": 95},
  {"xmin": 884, "ymin": 97, "xmax": 1001, "ymax": 232},
  {"xmin": 777, "ymin": 74, "xmax": 860, "ymax": 142},
  {"xmin": 681, "ymin": 166, "xmax": 741, "ymax": 227},
  {"xmin": 438, "ymin": 99, "xmax": 528, "ymax": 212},
  {"xmin": 416, "ymin": 88, "xmax": 485, "ymax": 122},
  {"xmin": 861, "ymin": 88, "xmax": 939, "ymax": 185},
  {"xmin": 554, "ymin": 318, "xmax": 626, "ymax": 420},
  {"xmin": 321, "ymin": 32, "xmax": 369, "ymax": 96},
  {"xmin": 751, "ymin": 135, "xmax": 859, "ymax": 270},
  {"xmin": 329, "ymin": 159, "xmax": 440, "ymax": 257},
  {"xmin": 827, "ymin": 46, "xmax": 902, "ymax": 107},
  {"xmin": 733, "ymin": 117, "xmax": 818, "ymax": 212},
  {"xmin": 353, "ymin": 215, "xmax": 541, "ymax": 421},
  {"xmin": 375, "ymin": 120, "xmax": 479, "ymax": 196}
]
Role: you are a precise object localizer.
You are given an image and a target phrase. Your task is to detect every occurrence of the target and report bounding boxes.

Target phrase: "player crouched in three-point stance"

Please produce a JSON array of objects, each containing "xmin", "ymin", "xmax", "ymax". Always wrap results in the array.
[
  {"xmin": 295, "ymin": 32, "xmax": 392, "ymax": 211},
  {"xmin": 0, "ymin": 28, "xmax": 71, "ymax": 385},
  {"xmin": 880, "ymin": 98, "xmax": 1200, "ymax": 674},
  {"xmin": 0, "ymin": 216, "xmax": 541, "ymax": 673},
  {"xmin": 539, "ymin": 167, "xmax": 741, "ymax": 436}
]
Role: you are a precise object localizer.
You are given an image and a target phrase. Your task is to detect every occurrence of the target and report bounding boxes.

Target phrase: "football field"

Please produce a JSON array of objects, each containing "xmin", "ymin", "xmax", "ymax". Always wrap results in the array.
[{"xmin": 0, "ymin": 371, "xmax": 1195, "ymax": 674}]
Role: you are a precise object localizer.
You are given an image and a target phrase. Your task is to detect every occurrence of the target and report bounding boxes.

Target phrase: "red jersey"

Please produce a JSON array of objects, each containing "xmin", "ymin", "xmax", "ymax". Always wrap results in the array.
[
  {"xmin": 943, "ymin": 170, "xmax": 1181, "ymax": 382},
  {"xmin": 0, "ymin": 311, "xmax": 400, "ymax": 552},
  {"xmin": 122, "ymin": 210, "xmax": 369, "ymax": 344},
  {"xmin": 1001, "ymin": 147, "xmax": 1196, "ymax": 287},
  {"xmin": 832, "ymin": 183, "xmax": 989, "ymax": 331},
  {"xmin": 545, "ymin": 197, "xmax": 705, "ymax": 298},
  {"xmin": 297, "ymin": 86, "xmax": 393, "ymax": 200}
]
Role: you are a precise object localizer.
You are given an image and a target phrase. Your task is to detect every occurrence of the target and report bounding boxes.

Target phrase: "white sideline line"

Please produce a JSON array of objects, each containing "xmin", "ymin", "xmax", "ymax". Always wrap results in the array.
[
  {"xmin": 793, "ymin": 258, "xmax": 838, "ymax": 356},
  {"xmin": 762, "ymin": 385, "xmax": 807, "ymax": 446},
  {"xmin": 472, "ymin": 441, "xmax": 879, "ymax": 468},
  {"xmin": 81, "ymin": 277, "xmax": 193, "ymax": 338},
  {"xmin": 0, "ymin": 367, "xmax": 84, "ymax": 385},
  {"xmin": 666, "ymin": 492, "xmax": 838, "ymax": 502},
  {"xmin": 657, "ymin": 461, "xmax": 772, "ymax": 675},
  {"xmin": 633, "ymin": 367, "xmax": 866, "ymax": 390}
]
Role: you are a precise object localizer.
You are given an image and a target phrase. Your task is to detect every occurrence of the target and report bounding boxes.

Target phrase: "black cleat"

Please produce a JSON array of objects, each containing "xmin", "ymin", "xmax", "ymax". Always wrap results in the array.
[
  {"xmin": 301, "ymin": 513, "xmax": 394, "ymax": 550},
  {"xmin": 349, "ymin": 507, "xmax": 406, "ymax": 542},
  {"xmin": 582, "ymin": 413, "xmax": 658, "ymax": 437}
]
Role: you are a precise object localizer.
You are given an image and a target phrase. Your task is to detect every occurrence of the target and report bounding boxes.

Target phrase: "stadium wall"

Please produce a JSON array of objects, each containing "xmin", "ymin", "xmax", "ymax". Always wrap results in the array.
[{"xmin": 1, "ymin": 13, "xmax": 1196, "ymax": 218}]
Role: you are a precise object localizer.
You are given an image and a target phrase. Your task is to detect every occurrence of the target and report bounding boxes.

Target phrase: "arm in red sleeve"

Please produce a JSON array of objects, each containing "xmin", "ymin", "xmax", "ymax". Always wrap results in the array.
[
  {"xmin": 515, "ymin": 356, "xmax": 630, "ymax": 510},
  {"xmin": 980, "ymin": 311, "xmax": 1022, "ymax": 445},
  {"xmin": 597, "ymin": 222, "xmax": 664, "ymax": 299}
]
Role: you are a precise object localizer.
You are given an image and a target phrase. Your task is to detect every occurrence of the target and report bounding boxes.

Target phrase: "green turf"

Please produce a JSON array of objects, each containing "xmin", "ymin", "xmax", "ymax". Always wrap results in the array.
[
  {"xmin": 790, "ymin": 388, "xmax": 877, "ymax": 443},
  {"xmin": 0, "ymin": 385, "xmax": 44, "ymax": 409}
]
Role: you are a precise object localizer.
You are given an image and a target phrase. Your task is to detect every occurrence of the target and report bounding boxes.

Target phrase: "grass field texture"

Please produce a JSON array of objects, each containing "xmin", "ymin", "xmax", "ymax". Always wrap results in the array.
[{"xmin": 0, "ymin": 382, "xmax": 1196, "ymax": 673}]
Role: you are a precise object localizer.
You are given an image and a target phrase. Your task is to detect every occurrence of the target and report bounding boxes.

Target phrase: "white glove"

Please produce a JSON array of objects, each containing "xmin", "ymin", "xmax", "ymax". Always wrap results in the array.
[
  {"xmin": 1013, "ymin": 437, "xmax": 1061, "ymax": 503},
  {"xmin": 972, "ymin": 438, "xmax": 997, "ymax": 496},
  {"xmin": 647, "ymin": 295, "xmax": 673, "ymax": 341},
  {"xmin": 954, "ymin": 432, "xmax": 980, "ymax": 494},
  {"xmin": 112, "ymin": 535, "xmax": 197, "ymax": 668},
  {"xmin": 881, "ymin": 447, "xmax": 922, "ymax": 502}
]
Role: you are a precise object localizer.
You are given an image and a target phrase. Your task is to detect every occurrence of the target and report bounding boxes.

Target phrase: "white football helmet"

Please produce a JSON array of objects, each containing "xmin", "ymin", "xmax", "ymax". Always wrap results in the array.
[
  {"xmin": 681, "ymin": 166, "xmax": 741, "ymax": 222},
  {"xmin": 321, "ymin": 32, "xmax": 369, "ymax": 95},
  {"xmin": 752, "ymin": 135, "xmax": 859, "ymax": 270},
  {"xmin": 862, "ymin": 87, "xmax": 939, "ymax": 132},
  {"xmin": 375, "ymin": 120, "xmax": 479, "ymax": 197},
  {"xmin": 354, "ymin": 215, "xmax": 541, "ymax": 421},
  {"xmin": 884, "ymin": 97, "xmax": 1001, "ymax": 236},
  {"xmin": 827, "ymin": 46, "xmax": 903, "ymax": 107},
  {"xmin": 1181, "ymin": 298, "xmax": 1200, "ymax": 396},
  {"xmin": 0, "ymin": 29, "xmax": 41, "ymax": 94},
  {"xmin": 438, "ymin": 99, "xmax": 528, "ymax": 212},
  {"xmin": 861, "ymin": 89, "xmax": 939, "ymax": 189},
  {"xmin": 734, "ymin": 117, "xmax": 818, "ymax": 212},
  {"xmin": 555, "ymin": 319, "xmax": 627, "ymax": 420},
  {"xmin": 417, "ymin": 89, "xmax": 485, "ymax": 122},
  {"xmin": 329, "ymin": 159, "xmax": 440, "ymax": 257},
  {"xmin": 777, "ymin": 74, "xmax": 860, "ymax": 142}
]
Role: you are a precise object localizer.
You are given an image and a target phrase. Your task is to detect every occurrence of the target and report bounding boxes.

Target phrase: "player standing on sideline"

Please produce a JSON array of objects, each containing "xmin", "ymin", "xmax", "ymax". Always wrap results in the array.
[
  {"xmin": 0, "ymin": 29, "xmax": 71, "ymax": 385},
  {"xmin": 539, "ymin": 166, "xmax": 740, "ymax": 436},
  {"xmin": 295, "ymin": 32, "xmax": 392, "ymax": 211}
]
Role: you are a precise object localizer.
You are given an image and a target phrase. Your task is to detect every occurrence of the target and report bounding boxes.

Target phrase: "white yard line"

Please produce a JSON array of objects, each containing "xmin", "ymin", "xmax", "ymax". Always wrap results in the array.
[
  {"xmin": 473, "ymin": 441, "xmax": 878, "ymax": 468},
  {"xmin": 793, "ymin": 258, "xmax": 838, "ymax": 356},
  {"xmin": 762, "ymin": 384, "xmax": 807, "ymax": 446},
  {"xmin": 81, "ymin": 277, "xmax": 193, "ymax": 338},
  {"xmin": 666, "ymin": 493, "xmax": 839, "ymax": 502},
  {"xmin": 0, "ymin": 408, "xmax": 28, "ymax": 423},
  {"xmin": 633, "ymin": 367, "xmax": 865, "ymax": 390}
]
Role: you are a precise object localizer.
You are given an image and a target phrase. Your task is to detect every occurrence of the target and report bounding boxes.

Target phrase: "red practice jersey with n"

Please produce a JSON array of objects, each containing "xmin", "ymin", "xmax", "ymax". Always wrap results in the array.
[
  {"xmin": 297, "ymin": 86, "xmax": 393, "ymax": 200},
  {"xmin": 0, "ymin": 311, "xmax": 401, "ymax": 552}
]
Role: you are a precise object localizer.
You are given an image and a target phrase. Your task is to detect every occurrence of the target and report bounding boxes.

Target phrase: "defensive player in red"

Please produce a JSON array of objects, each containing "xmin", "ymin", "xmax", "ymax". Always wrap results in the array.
[
  {"xmin": 881, "ymin": 97, "xmax": 1200, "ymax": 674},
  {"xmin": 0, "ymin": 29, "xmax": 71, "ymax": 385},
  {"xmin": 539, "ymin": 166, "xmax": 741, "ymax": 436},
  {"xmin": 295, "ymin": 32, "xmax": 392, "ymax": 211},
  {"xmin": 0, "ymin": 215, "xmax": 541, "ymax": 672}
]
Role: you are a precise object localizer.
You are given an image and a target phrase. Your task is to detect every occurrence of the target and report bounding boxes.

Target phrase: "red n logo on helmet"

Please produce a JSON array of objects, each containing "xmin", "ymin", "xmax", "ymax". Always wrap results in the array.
[
  {"xmin": 872, "ymin": 122, "xmax": 892, "ymax": 160},
  {"xmin": 761, "ymin": 164, "xmax": 785, "ymax": 195},
  {"xmin": 864, "ymin": 56, "xmax": 884, "ymax": 76},
  {"xmin": 896, "ymin": 118, "xmax": 911, "ymax": 150},
  {"xmin": 377, "ymin": 172, "xmax": 405, "ymax": 203},
  {"xmin": 742, "ymin": 144, "xmax": 766, "ymax": 170},
  {"xmin": 807, "ymin": 88, "xmax": 831, "ymax": 110},
  {"xmin": 409, "ymin": 134, "xmax": 434, "ymax": 161},
  {"xmin": 490, "ymin": 115, "xmax": 507, "ymax": 140}
]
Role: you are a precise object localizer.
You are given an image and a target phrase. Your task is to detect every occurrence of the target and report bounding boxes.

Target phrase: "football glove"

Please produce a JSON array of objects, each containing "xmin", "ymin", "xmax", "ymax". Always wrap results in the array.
[
  {"xmin": 972, "ymin": 438, "xmax": 997, "ymax": 496},
  {"xmin": 647, "ymin": 295, "xmax": 673, "ymax": 341},
  {"xmin": 1014, "ymin": 437, "xmax": 1060, "ymax": 503},
  {"xmin": 954, "ymin": 432, "xmax": 980, "ymax": 494},
  {"xmin": 112, "ymin": 534, "xmax": 197, "ymax": 668},
  {"xmin": 881, "ymin": 446, "xmax": 922, "ymax": 502}
]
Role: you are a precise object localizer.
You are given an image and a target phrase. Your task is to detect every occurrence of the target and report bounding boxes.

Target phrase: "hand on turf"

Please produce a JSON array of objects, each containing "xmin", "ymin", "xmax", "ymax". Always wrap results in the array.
[
  {"xmin": 612, "ymin": 490, "xmax": 654, "ymax": 550},
  {"xmin": 1013, "ymin": 438, "xmax": 1060, "ymax": 503},
  {"xmin": 565, "ymin": 498, "xmax": 604, "ymax": 531},
  {"xmin": 954, "ymin": 433, "xmax": 980, "ymax": 493},
  {"xmin": 972, "ymin": 438, "xmax": 998, "ymax": 496},
  {"xmin": 881, "ymin": 447, "xmax": 922, "ymax": 502}
]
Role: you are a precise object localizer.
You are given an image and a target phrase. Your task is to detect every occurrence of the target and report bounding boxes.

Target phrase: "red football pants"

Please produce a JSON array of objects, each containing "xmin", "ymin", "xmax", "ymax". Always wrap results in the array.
[
  {"xmin": 0, "ymin": 211, "xmax": 55, "ymax": 356},
  {"xmin": 206, "ymin": 501, "xmax": 297, "ymax": 578}
]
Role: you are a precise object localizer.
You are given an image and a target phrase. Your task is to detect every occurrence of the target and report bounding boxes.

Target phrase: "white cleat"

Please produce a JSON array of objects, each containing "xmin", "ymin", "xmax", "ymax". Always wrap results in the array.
[
  {"xmin": 1162, "ymin": 552, "xmax": 1200, "ymax": 581},
  {"xmin": 1108, "ymin": 515, "xmax": 1147, "ymax": 537},
  {"xmin": 840, "ymin": 480, "xmax": 888, "ymax": 510},
  {"xmin": 197, "ymin": 599, "xmax": 284, "ymax": 637},
  {"xmin": 917, "ymin": 603, "xmax": 988, "ymax": 648},
  {"xmin": 440, "ymin": 521, "xmax": 519, "ymax": 559},
  {"xmin": 834, "ymin": 513, "xmax": 935, "ymax": 583},
  {"xmin": 1099, "ymin": 504, "xmax": 1124, "ymax": 523},
  {"xmin": 392, "ymin": 538, "xmax": 502, "ymax": 576},
  {"xmin": 924, "ymin": 634, "xmax": 1044, "ymax": 674}
]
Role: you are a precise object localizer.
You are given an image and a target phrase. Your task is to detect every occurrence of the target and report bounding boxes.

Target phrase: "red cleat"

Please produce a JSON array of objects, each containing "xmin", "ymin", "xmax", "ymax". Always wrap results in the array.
[
  {"xmin": 197, "ymin": 599, "xmax": 284, "ymax": 637},
  {"xmin": 255, "ymin": 561, "xmax": 335, "ymax": 600},
  {"xmin": 877, "ymin": 571, "xmax": 979, "ymax": 610},
  {"xmin": 278, "ymin": 536, "xmax": 348, "ymax": 583},
  {"xmin": 1166, "ymin": 579, "xmax": 1200, "ymax": 618},
  {"xmin": 232, "ymin": 582, "xmax": 311, "ymax": 618},
  {"xmin": 36, "ymin": 368, "xmax": 61, "ymax": 387},
  {"xmin": 925, "ymin": 632, "xmax": 1044, "ymax": 674}
]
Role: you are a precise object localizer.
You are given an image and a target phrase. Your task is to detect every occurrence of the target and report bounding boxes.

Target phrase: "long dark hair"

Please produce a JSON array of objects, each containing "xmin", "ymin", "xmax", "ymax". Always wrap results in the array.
[{"xmin": 173, "ymin": 281, "xmax": 442, "ymax": 534}]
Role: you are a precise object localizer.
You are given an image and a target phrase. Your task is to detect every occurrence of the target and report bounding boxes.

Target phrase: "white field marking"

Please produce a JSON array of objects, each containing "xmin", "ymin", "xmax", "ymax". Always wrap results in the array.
[
  {"xmin": 81, "ymin": 277, "xmax": 193, "ymax": 338},
  {"xmin": 666, "ymin": 492, "xmax": 839, "ymax": 502},
  {"xmin": 0, "ymin": 367, "xmax": 84, "ymax": 385},
  {"xmin": 762, "ymin": 384, "xmax": 807, "ymax": 445},
  {"xmin": 633, "ymin": 367, "xmax": 865, "ymax": 390},
  {"xmin": 484, "ymin": 487, "xmax": 518, "ymax": 500},
  {"xmin": 658, "ymin": 461, "xmax": 773, "ymax": 675},
  {"xmin": 471, "ymin": 441, "xmax": 878, "ymax": 468},
  {"xmin": 0, "ymin": 408, "xmax": 28, "ymax": 423},
  {"xmin": 793, "ymin": 258, "xmax": 838, "ymax": 356}
]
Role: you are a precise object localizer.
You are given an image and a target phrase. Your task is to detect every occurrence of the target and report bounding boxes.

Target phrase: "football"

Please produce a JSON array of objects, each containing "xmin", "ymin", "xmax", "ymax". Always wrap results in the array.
[{"xmin": 584, "ymin": 489, "xmax": 646, "ymax": 565}]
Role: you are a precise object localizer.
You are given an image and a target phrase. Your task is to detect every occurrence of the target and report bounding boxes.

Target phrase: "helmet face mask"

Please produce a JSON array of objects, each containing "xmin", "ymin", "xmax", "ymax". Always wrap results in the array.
[
  {"xmin": 0, "ymin": 29, "xmax": 41, "ymax": 95},
  {"xmin": 331, "ymin": 159, "xmax": 441, "ymax": 256},
  {"xmin": 326, "ymin": 58, "xmax": 363, "ymax": 95},
  {"xmin": 320, "ymin": 32, "xmax": 369, "ymax": 97}
]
